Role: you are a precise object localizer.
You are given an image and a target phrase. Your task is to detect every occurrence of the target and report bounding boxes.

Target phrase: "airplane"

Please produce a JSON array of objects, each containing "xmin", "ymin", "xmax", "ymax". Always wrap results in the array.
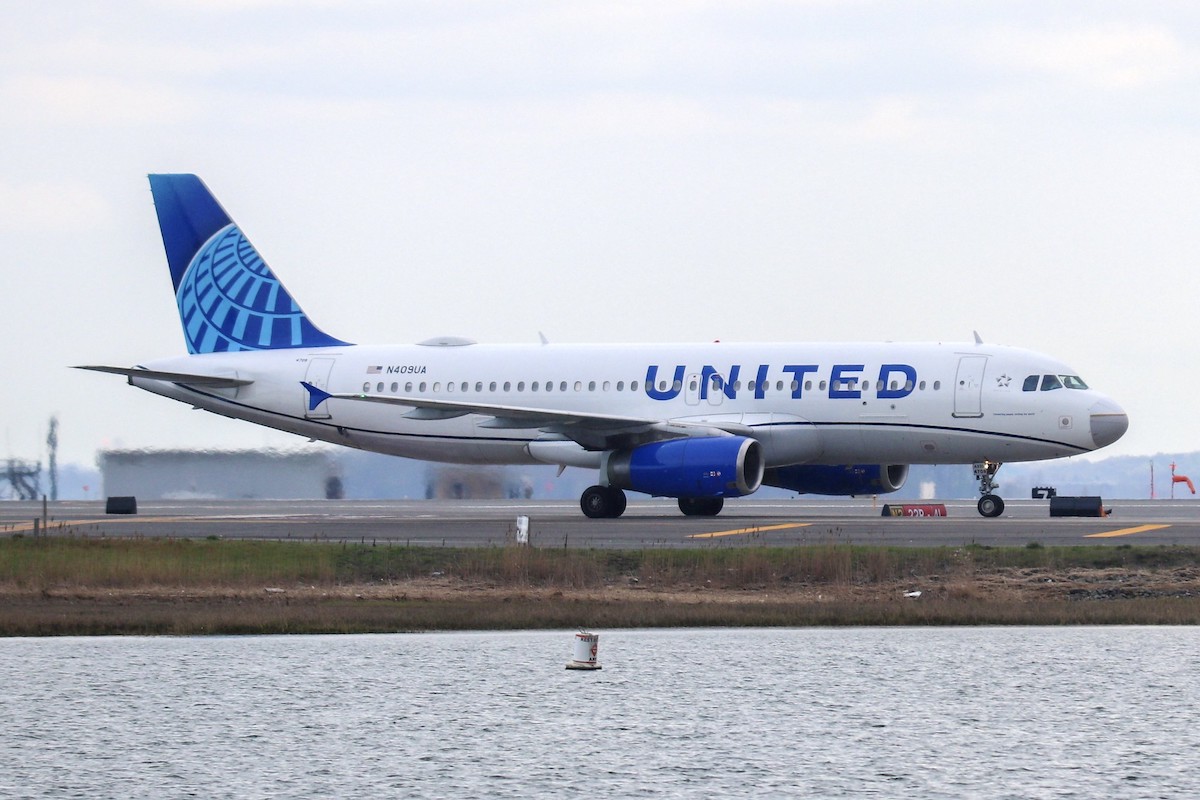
[{"xmin": 78, "ymin": 174, "xmax": 1129, "ymax": 518}]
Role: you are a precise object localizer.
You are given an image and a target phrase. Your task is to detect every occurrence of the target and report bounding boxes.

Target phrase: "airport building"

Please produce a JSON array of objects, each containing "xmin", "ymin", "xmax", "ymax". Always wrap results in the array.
[
  {"xmin": 96, "ymin": 448, "xmax": 592, "ymax": 501},
  {"xmin": 97, "ymin": 449, "xmax": 344, "ymax": 500}
]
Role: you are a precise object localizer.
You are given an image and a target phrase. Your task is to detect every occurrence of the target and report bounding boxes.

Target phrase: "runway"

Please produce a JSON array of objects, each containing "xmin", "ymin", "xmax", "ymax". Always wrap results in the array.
[{"xmin": 3, "ymin": 498, "xmax": 1199, "ymax": 548}]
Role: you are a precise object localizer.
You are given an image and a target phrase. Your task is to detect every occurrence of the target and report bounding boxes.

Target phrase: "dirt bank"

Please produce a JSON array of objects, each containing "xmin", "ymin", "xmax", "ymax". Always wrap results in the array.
[{"xmin": 5, "ymin": 564, "xmax": 1199, "ymax": 635}]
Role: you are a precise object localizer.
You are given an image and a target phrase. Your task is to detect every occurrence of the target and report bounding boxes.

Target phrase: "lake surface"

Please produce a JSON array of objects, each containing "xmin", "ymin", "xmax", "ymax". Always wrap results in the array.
[{"xmin": 1, "ymin": 628, "xmax": 1198, "ymax": 798}]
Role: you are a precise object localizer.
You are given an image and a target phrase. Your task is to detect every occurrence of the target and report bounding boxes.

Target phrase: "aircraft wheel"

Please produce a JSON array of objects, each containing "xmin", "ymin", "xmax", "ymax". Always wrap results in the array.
[
  {"xmin": 581, "ymin": 485, "xmax": 626, "ymax": 519},
  {"xmin": 977, "ymin": 494, "xmax": 1005, "ymax": 518},
  {"xmin": 679, "ymin": 497, "xmax": 724, "ymax": 516},
  {"xmin": 608, "ymin": 486, "xmax": 627, "ymax": 517}
]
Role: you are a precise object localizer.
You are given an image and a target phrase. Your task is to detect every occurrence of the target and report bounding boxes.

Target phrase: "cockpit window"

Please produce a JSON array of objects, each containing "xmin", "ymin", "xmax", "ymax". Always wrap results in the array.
[
  {"xmin": 1060, "ymin": 375, "xmax": 1088, "ymax": 390},
  {"xmin": 1040, "ymin": 374, "xmax": 1063, "ymax": 391},
  {"xmin": 1022, "ymin": 375, "xmax": 1039, "ymax": 392}
]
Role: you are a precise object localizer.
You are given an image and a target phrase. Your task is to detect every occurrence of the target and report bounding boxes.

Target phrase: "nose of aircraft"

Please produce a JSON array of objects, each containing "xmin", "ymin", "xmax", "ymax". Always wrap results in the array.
[{"xmin": 1089, "ymin": 398, "xmax": 1129, "ymax": 448}]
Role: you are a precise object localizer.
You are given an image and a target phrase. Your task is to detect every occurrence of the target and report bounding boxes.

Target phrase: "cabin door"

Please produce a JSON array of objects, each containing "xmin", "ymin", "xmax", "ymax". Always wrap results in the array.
[
  {"xmin": 303, "ymin": 357, "xmax": 337, "ymax": 419},
  {"xmin": 952, "ymin": 355, "xmax": 987, "ymax": 418}
]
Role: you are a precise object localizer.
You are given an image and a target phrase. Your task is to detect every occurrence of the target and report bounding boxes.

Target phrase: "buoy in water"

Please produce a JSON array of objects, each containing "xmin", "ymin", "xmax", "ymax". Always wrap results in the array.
[{"xmin": 566, "ymin": 631, "xmax": 601, "ymax": 670}]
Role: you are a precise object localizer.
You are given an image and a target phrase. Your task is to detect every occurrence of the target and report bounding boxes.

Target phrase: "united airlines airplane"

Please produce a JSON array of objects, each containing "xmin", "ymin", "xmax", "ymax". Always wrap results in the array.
[{"xmin": 78, "ymin": 175, "xmax": 1129, "ymax": 518}]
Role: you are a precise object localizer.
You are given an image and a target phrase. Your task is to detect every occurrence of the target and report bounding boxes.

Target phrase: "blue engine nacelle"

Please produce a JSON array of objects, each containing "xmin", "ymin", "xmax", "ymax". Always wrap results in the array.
[
  {"xmin": 763, "ymin": 464, "xmax": 909, "ymax": 496},
  {"xmin": 605, "ymin": 436, "xmax": 765, "ymax": 498}
]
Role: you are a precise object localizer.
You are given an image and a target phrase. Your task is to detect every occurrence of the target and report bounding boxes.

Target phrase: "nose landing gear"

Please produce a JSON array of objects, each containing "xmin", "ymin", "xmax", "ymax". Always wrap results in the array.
[{"xmin": 974, "ymin": 460, "xmax": 1005, "ymax": 517}]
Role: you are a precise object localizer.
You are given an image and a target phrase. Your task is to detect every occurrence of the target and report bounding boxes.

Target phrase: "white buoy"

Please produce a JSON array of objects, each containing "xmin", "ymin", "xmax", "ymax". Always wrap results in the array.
[
  {"xmin": 566, "ymin": 631, "xmax": 601, "ymax": 670},
  {"xmin": 515, "ymin": 515, "xmax": 529, "ymax": 545}
]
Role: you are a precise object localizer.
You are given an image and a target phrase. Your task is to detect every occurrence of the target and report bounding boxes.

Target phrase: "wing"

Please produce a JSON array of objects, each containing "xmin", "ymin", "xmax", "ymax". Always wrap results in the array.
[
  {"xmin": 301, "ymin": 383, "xmax": 746, "ymax": 451},
  {"xmin": 75, "ymin": 365, "xmax": 253, "ymax": 388}
]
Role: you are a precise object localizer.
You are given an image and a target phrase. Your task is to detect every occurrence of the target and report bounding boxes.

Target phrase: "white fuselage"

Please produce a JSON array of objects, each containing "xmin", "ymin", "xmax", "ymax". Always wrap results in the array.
[{"xmin": 132, "ymin": 340, "xmax": 1123, "ymax": 470}]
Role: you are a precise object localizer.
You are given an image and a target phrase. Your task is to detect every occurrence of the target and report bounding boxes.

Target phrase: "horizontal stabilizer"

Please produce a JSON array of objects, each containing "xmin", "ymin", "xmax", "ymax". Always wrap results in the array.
[{"xmin": 74, "ymin": 365, "xmax": 253, "ymax": 388}]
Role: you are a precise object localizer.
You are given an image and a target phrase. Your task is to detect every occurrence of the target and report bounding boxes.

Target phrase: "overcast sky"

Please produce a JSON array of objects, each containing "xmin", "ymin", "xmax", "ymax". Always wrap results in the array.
[{"xmin": 3, "ymin": 1, "xmax": 1198, "ymax": 469}]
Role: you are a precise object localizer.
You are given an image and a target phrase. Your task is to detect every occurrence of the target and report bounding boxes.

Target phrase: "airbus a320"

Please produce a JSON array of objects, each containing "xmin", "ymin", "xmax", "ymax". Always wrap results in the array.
[{"xmin": 78, "ymin": 175, "xmax": 1129, "ymax": 518}]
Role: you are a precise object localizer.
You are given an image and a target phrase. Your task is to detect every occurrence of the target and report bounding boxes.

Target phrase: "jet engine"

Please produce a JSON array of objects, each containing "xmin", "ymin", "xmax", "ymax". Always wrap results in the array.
[
  {"xmin": 762, "ymin": 464, "xmax": 909, "ymax": 496},
  {"xmin": 605, "ymin": 436, "xmax": 765, "ymax": 498}
]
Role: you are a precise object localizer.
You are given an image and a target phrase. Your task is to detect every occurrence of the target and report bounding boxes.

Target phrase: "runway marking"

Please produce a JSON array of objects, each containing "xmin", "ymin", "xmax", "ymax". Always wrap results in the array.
[
  {"xmin": 687, "ymin": 522, "xmax": 812, "ymax": 539},
  {"xmin": 1, "ymin": 516, "xmax": 234, "ymax": 533},
  {"xmin": 1084, "ymin": 524, "xmax": 1171, "ymax": 539}
]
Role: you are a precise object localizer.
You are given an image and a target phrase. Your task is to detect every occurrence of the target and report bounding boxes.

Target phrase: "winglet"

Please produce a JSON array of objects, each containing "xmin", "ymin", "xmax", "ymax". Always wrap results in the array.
[{"xmin": 301, "ymin": 381, "xmax": 334, "ymax": 412}]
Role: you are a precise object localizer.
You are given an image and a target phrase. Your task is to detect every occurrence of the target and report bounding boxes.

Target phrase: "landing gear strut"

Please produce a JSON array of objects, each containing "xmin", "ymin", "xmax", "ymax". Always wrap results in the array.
[
  {"xmin": 581, "ymin": 485, "xmax": 627, "ymax": 519},
  {"xmin": 973, "ymin": 460, "xmax": 1005, "ymax": 518}
]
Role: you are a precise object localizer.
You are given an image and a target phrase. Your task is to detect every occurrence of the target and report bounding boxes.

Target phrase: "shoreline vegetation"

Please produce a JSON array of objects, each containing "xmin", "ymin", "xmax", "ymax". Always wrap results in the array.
[{"xmin": 2, "ymin": 537, "xmax": 1199, "ymax": 635}]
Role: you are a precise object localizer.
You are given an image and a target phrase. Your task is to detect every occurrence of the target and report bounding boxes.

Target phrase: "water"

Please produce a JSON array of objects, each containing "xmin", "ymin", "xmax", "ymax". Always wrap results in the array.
[{"xmin": 1, "ymin": 628, "xmax": 1198, "ymax": 798}]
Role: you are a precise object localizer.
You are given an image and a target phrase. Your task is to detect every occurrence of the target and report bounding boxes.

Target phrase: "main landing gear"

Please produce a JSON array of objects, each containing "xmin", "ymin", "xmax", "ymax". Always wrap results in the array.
[
  {"xmin": 579, "ymin": 486, "xmax": 726, "ymax": 518},
  {"xmin": 678, "ymin": 497, "xmax": 724, "ymax": 516},
  {"xmin": 581, "ymin": 485, "xmax": 627, "ymax": 519},
  {"xmin": 973, "ymin": 460, "xmax": 1005, "ymax": 518}
]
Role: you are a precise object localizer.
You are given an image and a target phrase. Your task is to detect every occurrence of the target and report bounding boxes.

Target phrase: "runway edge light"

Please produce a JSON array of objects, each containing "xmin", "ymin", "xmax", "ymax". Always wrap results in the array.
[{"xmin": 566, "ymin": 631, "xmax": 601, "ymax": 671}]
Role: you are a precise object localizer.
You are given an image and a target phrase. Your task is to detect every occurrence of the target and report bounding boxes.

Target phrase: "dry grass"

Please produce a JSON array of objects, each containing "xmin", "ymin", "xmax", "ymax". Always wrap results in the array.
[{"xmin": 1, "ymin": 537, "xmax": 1199, "ymax": 635}]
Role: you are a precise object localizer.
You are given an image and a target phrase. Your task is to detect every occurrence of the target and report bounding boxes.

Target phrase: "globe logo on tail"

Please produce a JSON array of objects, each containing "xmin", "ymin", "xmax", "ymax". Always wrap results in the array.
[{"xmin": 176, "ymin": 224, "xmax": 310, "ymax": 353}]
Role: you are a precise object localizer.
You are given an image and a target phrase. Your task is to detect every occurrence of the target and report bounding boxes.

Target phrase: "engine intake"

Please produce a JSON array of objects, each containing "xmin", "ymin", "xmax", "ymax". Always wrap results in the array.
[
  {"xmin": 763, "ymin": 464, "xmax": 909, "ymax": 496},
  {"xmin": 606, "ymin": 436, "xmax": 765, "ymax": 498}
]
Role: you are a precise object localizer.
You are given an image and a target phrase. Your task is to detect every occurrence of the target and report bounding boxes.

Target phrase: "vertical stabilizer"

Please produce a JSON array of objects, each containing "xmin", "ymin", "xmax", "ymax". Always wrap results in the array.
[{"xmin": 148, "ymin": 174, "xmax": 349, "ymax": 354}]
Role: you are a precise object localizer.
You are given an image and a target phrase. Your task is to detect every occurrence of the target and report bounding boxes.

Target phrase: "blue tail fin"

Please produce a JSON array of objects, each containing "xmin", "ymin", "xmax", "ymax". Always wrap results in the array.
[{"xmin": 148, "ymin": 174, "xmax": 350, "ymax": 354}]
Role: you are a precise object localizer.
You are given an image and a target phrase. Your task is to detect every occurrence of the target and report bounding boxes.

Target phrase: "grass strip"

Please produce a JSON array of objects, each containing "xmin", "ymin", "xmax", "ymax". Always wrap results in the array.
[{"xmin": 0, "ymin": 537, "xmax": 1197, "ymax": 635}]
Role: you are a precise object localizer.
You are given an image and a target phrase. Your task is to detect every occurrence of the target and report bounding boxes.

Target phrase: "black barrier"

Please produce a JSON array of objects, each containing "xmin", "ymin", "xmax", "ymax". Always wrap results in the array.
[
  {"xmin": 1049, "ymin": 496, "xmax": 1104, "ymax": 517},
  {"xmin": 105, "ymin": 496, "xmax": 138, "ymax": 515}
]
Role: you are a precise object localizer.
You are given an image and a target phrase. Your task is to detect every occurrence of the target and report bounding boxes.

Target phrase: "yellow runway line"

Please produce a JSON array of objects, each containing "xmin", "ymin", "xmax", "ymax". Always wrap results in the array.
[
  {"xmin": 687, "ymin": 522, "xmax": 811, "ymax": 539},
  {"xmin": 1084, "ymin": 524, "xmax": 1171, "ymax": 539}
]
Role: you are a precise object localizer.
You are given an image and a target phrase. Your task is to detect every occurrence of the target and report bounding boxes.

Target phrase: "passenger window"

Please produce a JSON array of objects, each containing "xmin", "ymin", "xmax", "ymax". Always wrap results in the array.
[
  {"xmin": 601, "ymin": 381, "xmax": 609, "ymax": 391},
  {"xmin": 405, "ymin": 382, "xmax": 413, "ymax": 392},
  {"xmin": 933, "ymin": 381, "xmax": 940, "ymax": 390},
  {"xmin": 446, "ymin": 382, "xmax": 453, "ymax": 392},
  {"xmin": 362, "ymin": 382, "xmax": 370, "ymax": 392},
  {"xmin": 631, "ymin": 381, "xmax": 639, "ymax": 391},
  {"xmin": 433, "ymin": 382, "xmax": 441, "ymax": 392},
  {"xmin": 376, "ymin": 382, "xmax": 384, "ymax": 392},
  {"xmin": 918, "ymin": 381, "xmax": 926, "ymax": 390},
  {"xmin": 475, "ymin": 382, "xmax": 483, "ymax": 392},
  {"xmin": 1041, "ymin": 374, "xmax": 1063, "ymax": 391},
  {"xmin": 419, "ymin": 382, "xmax": 427, "ymax": 392},
  {"xmin": 503, "ymin": 382, "xmax": 511, "ymax": 392},
  {"xmin": 489, "ymin": 382, "xmax": 496, "ymax": 391},
  {"xmin": 1023, "ymin": 375, "xmax": 1039, "ymax": 392},
  {"xmin": 517, "ymin": 382, "xmax": 525, "ymax": 392},
  {"xmin": 616, "ymin": 381, "xmax": 624, "ymax": 391},
  {"xmin": 586, "ymin": 381, "xmax": 593, "ymax": 391},
  {"xmin": 562, "ymin": 382, "xmax": 570, "ymax": 392}
]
